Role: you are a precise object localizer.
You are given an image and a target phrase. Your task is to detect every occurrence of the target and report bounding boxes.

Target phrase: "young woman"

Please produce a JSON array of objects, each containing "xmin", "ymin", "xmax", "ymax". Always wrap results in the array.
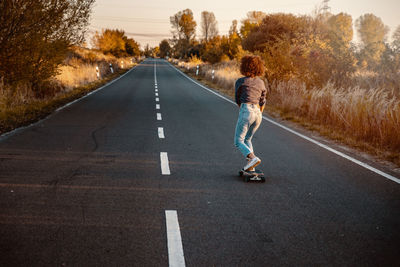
[{"xmin": 234, "ymin": 55, "xmax": 267, "ymax": 171}]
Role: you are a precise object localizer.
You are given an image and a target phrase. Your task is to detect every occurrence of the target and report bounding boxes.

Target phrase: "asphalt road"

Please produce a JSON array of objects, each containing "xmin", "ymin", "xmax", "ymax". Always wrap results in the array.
[{"xmin": 0, "ymin": 59, "xmax": 399, "ymax": 266}]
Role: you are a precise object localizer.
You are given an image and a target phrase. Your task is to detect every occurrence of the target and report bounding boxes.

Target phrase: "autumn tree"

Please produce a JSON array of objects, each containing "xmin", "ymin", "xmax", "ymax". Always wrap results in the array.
[
  {"xmin": 242, "ymin": 12, "xmax": 356, "ymax": 87},
  {"xmin": 356, "ymin": 14, "xmax": 389, "ymax": 68},
  {"xmin": 170, "ymin": 9, "xmax": 197, "ymax": 58},
  {"xmin": 242, "ymin": 13, "xmax": 308, "ymax": 53},
  {"xmin": 0, "ymin": 0, "xmax": 95, "ymax": 96},
  {"xmin": 93, "ymin": 29, "xmax": 126, "ymax": 56},
  {"xmin": 325, "ymin": 13, "xmax": 356, "ymax": 82},
  {"xmin": 92, "ymin": 29, "xmax": 140, "ymax": 57},
  {"xmin": 201, "ymin": 11, "xmax": 219, "ymax": 43},
  {"xmin": 326, "ymin": 13, "xmax": 353, "ymax": 47},
  {"xmin": 201, "ymin": 36, "xmax": 224, "ymax": 64},
  {"xmin": 392, "ymin": 25, "xmax": 400, "ymax": 52},
  {"xmin": 124, "ymin": 37, "xmax": 141, "ymax": 57},
  {"xmin": 240, "ymin": 11, "xmax": 266, "ymax": 39},
  {"xmin": 222, "ymin": 20, "xmax": 242, "ymax": 60},
  {"xmin": 159, "ymin": 39, "xmax": 172, "ymax": 58}
]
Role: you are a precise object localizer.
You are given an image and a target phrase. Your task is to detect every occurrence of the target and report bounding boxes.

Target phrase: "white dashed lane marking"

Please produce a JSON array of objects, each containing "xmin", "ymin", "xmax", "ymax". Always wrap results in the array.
[
  {"xmin": 165, "ymin": 210, "xmax": 185, "ymax": 267},
  {"xmin": 156, "ymin": 98, "xmax": 160, "ymax": 102},
  {"xmin": 158, "ymin": 127, "xmax": 165, "ymax": 139},
  {"xmin": 160, "ymin": 152, "xmax": 171, "ymax": 175},
  {"xmin": 157, "ymin": 113, "xmax": 162, "ymax": 120},
  {"xmin": 156, "ymin": 104, "xmax": 160, "ymax": 110}
]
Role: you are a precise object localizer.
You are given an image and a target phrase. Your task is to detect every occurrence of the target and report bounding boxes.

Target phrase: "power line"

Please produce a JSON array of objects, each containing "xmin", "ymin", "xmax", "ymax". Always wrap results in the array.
[{"xmin": 88, "ymin": 26, "xmax": 170, "ymax": 38}]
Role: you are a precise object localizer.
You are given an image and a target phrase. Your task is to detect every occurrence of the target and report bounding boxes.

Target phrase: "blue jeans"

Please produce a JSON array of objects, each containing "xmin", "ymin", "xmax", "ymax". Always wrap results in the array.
[{"xmin": 234, "ymin": 103, "xmax": 262, "ymax": 157}]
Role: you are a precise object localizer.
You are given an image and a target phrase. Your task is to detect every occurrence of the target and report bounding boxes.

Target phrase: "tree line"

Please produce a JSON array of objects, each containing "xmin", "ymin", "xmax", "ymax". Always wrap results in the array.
[{"xmin": 158, "ymin": 8, "xmax": 400, "ymax": 88}]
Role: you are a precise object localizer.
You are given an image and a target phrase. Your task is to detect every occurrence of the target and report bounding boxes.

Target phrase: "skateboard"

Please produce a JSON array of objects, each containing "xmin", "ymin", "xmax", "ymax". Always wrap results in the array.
[{"xmin": 239, "ymin": 169, "xmax": 266, "ymax": 182}]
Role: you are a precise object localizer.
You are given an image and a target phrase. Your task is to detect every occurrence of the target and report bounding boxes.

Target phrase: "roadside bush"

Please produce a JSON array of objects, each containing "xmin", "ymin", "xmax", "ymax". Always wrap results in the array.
[{"xmin": 0, "ymin": 0, "xmax": 95, "ymax": 97}]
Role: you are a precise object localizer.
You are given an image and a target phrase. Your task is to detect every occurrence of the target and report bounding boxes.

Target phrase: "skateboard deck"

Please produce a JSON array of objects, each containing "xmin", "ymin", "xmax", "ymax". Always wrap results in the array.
[{"xmin": 239, "ymin": 169, "xmax": 266, "ymax": 182}]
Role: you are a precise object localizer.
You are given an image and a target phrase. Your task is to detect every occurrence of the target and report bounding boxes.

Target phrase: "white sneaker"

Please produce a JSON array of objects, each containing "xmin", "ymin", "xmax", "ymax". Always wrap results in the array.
[
  {"xmin": 244, "ymin": 157, "xmax": 261, "ymax": 171},
  {"xmin": 246, "ymin": 158, "xmax": 255, "ymax": 172}
]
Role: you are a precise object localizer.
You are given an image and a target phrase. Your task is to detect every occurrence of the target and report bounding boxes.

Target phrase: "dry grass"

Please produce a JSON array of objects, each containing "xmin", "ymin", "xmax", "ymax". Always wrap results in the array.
[
  {"xmin": 56, "ymin": 64, "xmax": 98, "ymax": 89},
  {"xmin": 57, "ymin": 47, "xmax": 136, "ymax": 90},
  {"xmin": 172, "ymin": 59, "xmax": 400, "ymax": 166}
]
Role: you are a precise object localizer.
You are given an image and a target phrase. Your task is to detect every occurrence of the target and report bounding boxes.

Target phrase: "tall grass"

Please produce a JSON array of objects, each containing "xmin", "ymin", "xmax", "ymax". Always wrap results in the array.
[
  {"xmin": 56, "ymin": 47, "xmax": 136, "ymax": 90},
  {"xmin": 174, "ymin": 59, "xmax": 400, "ymax": 164}
]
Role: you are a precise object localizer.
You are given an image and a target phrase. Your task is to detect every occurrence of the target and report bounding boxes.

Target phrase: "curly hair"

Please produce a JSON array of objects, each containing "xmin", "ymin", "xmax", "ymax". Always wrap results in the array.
[{"xmin": 240, "ymin": 55, "xmax": 265, "ymax": 77}]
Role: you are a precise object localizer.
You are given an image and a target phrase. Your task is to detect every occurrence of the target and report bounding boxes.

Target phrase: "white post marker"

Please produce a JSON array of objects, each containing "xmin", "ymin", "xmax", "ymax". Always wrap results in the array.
[
  {"xmin": 165, "ymin": 210, "xmax": 185, "ymax": 267},
  {"xmin": 121, "ymin": 60, "xmax": 124, "ymax": 69},
  {"xmin": 158, "ymin": 127, "xmax": 165, "ymax": 139},
  {"xmin": 196, "ymin": 65, "xmax": 199, "ymax": 76},
  {"xmin": 96, "ymin": 66, "xmax": 100, "ymax": 79},
  {"xmin": 156, "ymin": 104, "xmax": 160, "ymax": 109},
  {"xmin": 160, "ymin": 152, "xmax": 171, "ymax": 175},
  {"xmin": 109, "ymin": 63, "xmax": 114, "ymax": 74},
  {"xmin": 212, "ymin": 69, "xmax": 215, "ymax": 80},
  {"xmin": 157, "ymin": 113, "xmax": 162, "ymax": 120}
]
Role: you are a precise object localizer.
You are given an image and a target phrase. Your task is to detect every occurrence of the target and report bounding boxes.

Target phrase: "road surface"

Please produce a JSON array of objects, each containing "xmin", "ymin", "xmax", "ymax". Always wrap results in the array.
[{"xmin": 0, "ymin": 59, "xmax": 399, "ymax": 266}]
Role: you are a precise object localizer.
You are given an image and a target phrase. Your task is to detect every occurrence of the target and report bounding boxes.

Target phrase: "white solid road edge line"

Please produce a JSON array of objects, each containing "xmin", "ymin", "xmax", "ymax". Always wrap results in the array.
[
  {"xmin": 0, "ymin": 62, "xmax": 141, "ymax": 142},
  {"xmin": 165, "ymin": 210, "xmax": 186, "ymax": 267},
  {"xmin": 158, "ymin": 127, "xmax": 165, "ymax": 139},
  {"xmin": 167, "ymin": 61, "xmax": 400, "ymax": 184},
  {"xmin": 160, "ymin": 152, "xmax": 171, "ymax": 175}
]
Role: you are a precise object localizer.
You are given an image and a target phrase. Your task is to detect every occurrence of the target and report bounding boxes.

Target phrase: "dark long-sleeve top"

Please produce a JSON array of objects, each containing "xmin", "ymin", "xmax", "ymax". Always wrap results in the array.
[{"xmin": 235, "ymin": 76, "xmax": 267, "ymax": 107}]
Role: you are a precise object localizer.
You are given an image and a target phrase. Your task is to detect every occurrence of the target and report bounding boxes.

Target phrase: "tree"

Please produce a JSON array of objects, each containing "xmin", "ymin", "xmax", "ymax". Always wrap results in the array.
[
  {"xmin": 392, "ymin": 25, "xmax": 400, "ymax": 52},
  {"xmin": 326, "ymin": 13, "xmax": 353, "ymax": 47},
  {"xmin": 201, "ymin": 36, "xmax": 224, "ymax": 64},
  {"xmin": 356, "ymin": 14, "xmax": 389, "ymax": 67},
  {"xmin": 159, "ymin": 39, "xmax": 171, "ymax": 58},
  {"xmin": 240, "ymin": 11, "xmax": 266, "ymax": 39},
  {"xmin": 93, "ymin": 29, "xmax": 126, "ymax": 56},
  {"xmin": 143, "ymin": 44, "xmax": 152, "ymax": 57},
  {"xmin": 124, "ymin": 37, "xmax": 141, "ymax": 57},
  {"xmin": 170, "ymin": 9, "xmax": 197, "ymax": 58},
  {"xmin": 223, "ymin": 20, "xmax": 242, "ymax": 60},
  {"xmin": 201, "ymin": 11, "xmax": 218, "ymax": 42},
  {"xmin": 242, "ymin": 13, "xmax": 308, "ymax": 53},
  {"xmin": 242, "ymin": 12, "xmax": 356, "ymax": 87},
  {"xmin": 229, "ymin": 20, "xmax": 239, "ymax": 37},
  {"xmin": 0, "ymin": 0, "xmax": 95, "ymax": 96},
  {"xmin": 92, "ymin": 29, "xmax": 140, "ymax": 57}
]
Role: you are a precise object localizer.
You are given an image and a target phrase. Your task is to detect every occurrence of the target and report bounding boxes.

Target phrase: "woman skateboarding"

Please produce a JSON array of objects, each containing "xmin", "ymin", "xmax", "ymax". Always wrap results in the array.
[{"xmin": 234, "ymin": 55, "xmax": 267, "ymax": 172}]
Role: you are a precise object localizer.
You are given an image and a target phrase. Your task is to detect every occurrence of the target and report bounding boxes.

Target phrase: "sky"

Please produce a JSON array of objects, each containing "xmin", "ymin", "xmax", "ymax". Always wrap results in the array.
[{"xmin": 88, "ymin": 0, "xmax": 400, "ymax": 48}]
